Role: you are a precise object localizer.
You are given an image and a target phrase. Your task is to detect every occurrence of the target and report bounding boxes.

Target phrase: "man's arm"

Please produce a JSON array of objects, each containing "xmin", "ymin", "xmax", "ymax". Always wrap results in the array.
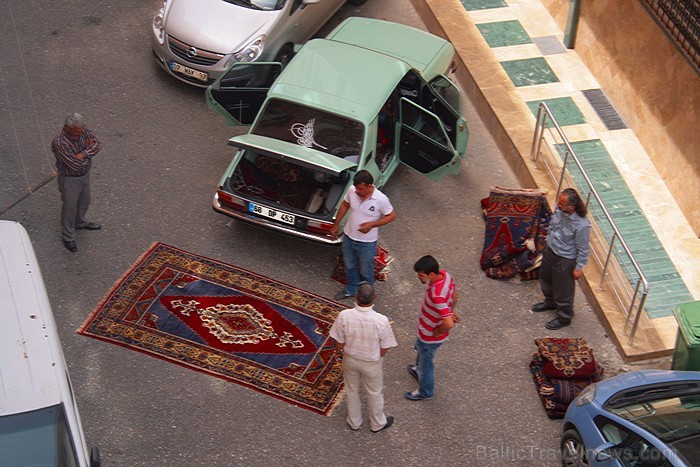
[
  {"xmin": 330, "ymin": 200, "xmax": 351, "ymax": 239},
  {"xmin": 433, "ymin": 314, "xmax": 454, "ymax": 336},
  {"xmin": 380, "ymin": 347, "xmax": 390, "ymax": 357},
  {"xmin": 451, "ymin": 290, "xmax": 460, "ymax": 323}
]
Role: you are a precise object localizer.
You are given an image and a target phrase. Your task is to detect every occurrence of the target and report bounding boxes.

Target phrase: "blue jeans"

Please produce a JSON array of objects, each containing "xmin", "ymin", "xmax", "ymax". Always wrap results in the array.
[
  {"xmin": 342, "ymin": 237, "xmax": 377, "ymax": 295},
  {"xmin": 415, "ymin": 339, "xmax": 443, "ymax": 398}
]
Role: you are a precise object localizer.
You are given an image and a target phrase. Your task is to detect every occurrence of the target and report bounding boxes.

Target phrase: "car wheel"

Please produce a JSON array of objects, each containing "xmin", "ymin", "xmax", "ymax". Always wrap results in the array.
[
  {"xmin": 275, "ymin": 45, "xmax": 294, "ymax": 68},
  {"xmin": 347, "ymin": 0, "xmax": 368, "ymax": 5},
  {"xmin": 561, "ymin": 429, "xmax": 588, "ymax": 466}
]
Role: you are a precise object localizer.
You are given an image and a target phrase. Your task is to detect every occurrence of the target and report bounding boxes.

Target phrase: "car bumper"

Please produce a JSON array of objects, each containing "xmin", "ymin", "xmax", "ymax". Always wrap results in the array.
[
  {"xmin": 212, "ymin": 193, "xmax": 341, "ymax": 245},
  {"xmin": 150, "ymin": 32, "xmax": 226, "ymax": 88}
]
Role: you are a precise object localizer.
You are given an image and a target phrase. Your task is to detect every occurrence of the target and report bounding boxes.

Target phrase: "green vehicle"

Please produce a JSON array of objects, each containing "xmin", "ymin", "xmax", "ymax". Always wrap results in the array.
[{"xmin": 206, "ymin": 17, "xmax": 469, "ymax": 244}]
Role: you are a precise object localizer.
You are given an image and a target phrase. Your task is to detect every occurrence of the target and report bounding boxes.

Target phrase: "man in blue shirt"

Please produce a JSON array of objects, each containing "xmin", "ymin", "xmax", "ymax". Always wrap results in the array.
[{"xmin": 531, "ymin": 188, "xmax": 591, "ymax": 329}]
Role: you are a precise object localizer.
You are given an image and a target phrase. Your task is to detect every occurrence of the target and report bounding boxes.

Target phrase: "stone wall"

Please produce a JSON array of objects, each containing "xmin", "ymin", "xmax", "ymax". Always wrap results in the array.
[{"xmin": 541, "ymin": 0, "xmax": 700, "ymax": 236}]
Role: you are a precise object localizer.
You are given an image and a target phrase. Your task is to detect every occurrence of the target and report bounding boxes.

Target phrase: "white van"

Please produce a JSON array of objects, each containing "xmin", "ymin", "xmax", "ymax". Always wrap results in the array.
[{"xmin": 0, "ymin": 221, "xmax": 100, "ymax": 466}]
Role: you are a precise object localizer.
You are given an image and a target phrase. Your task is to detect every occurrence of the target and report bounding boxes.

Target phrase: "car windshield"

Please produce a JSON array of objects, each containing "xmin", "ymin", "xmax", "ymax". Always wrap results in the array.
[
  {"xmin": 607, "ymin": 392, "xmax": 700, "ymax": 464},
  {"xmin": 0, "ymin": 404, "xmax": 80, "ymax": 466},
  {"xmin": 252, "ymin": 99, "xmax": 364, "ymax": 161},
  {"xmin": 225, "ymin": 0, "xmax": 285, "ymax": 11}
]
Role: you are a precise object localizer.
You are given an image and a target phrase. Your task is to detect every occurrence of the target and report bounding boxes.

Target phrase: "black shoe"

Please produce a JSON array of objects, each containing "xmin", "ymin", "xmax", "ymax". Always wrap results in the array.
[
  {"xmin": 407, "ymin": 364, "xmax": 418, "ymax": 381},
  {"xmin": 371, "ymin": 416, "xmax": 394, "ymax": 433},
  {"xmin": 63, "ymin": 240, "xmax": 78, "ymax": 252},
  {"xmin": 405, "ymin": 390, "xmax": 432, "ymax": 401},
  {"xmin": 334, "ymin": 290, "xmax": 353, "ymax": 301},
  {"xmin": 531, "ymin": 302, "xmax": 557, "ymax": 312},
  {"xmin": 545, "ymin": 318, "xmax": 571, "ymax": 330},
  {"xmin": 77, "ymin": 222, "xmax": 101, "ymax": 230}
]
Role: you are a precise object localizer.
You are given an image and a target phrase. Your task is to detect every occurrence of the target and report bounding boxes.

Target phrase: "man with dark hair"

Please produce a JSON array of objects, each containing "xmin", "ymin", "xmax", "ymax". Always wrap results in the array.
[
  {"xmin": 406, "ymin": 255, "xmax": 459, "ymax": 401},
  {"xmin": 329, "ymin": 282, "xmax": 397, "ymax": 432},
  {"xmin": 531, "ymin": 188, "xmax": 591, "ymax": 329},
  {"xmin": 52, "ymin": 112, "xmax": 103, "ymax": 253},
  {"xmin": 330, "ymin": 170, "xmax": 396, "ymax": 300}
]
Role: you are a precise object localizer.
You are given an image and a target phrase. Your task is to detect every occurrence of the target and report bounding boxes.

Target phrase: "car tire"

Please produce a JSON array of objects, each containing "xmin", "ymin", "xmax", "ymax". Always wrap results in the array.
[
  {"xmin": 560, "ymin": 429, "xmax": 588, "ymax": 467},
  {"xmin": 347, "ymin": 0, "xmax": 368, "ymax": 5},
  {"xmin": 275, "ymin": 45, "xmax": 294, "ymax": 68}
]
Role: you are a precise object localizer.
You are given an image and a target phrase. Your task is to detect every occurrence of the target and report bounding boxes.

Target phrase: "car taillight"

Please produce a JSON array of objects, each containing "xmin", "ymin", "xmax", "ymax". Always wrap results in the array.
[
  {"xmin": 216, "ymin": 191, "xmax": 245, "ymax": 211},
  {"xmin": 307, "ymin": 220, "xmax": 333, "ymax": 234}
]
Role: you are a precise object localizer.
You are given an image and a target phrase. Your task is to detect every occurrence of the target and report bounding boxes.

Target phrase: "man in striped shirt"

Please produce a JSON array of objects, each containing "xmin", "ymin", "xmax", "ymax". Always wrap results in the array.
[
  {"xmin": 406, "ymin": 255, "xmax": 459, "ymax": 401},
  {"xmin": 52, "ymin": 113, "xmax": 103, "ymax": 252}
]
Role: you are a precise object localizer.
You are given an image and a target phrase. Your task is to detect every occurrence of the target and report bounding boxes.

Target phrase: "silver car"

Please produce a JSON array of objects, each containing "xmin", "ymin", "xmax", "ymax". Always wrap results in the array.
[{"xmin": 151, "ymin": 0, "xmax": 368, "ymax": 87}]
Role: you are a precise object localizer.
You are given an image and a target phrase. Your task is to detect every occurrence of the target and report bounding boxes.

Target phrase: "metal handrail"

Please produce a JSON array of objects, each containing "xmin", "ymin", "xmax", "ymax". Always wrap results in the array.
[{"xmin": 530, "ymin": 102, "xmax": 650, "ymax": 344}]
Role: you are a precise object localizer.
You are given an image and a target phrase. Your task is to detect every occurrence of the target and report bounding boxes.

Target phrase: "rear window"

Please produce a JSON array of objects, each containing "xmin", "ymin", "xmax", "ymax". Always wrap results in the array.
[{"xmin": 252, "ymin": 99, "xmax": 364, "ymax": 160}]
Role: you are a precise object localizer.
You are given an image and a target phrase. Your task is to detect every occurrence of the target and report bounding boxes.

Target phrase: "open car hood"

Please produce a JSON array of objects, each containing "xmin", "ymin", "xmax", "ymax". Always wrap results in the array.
[{"xmin": 228, "ymin": 134, "xmax": 359, "ymax": 175}]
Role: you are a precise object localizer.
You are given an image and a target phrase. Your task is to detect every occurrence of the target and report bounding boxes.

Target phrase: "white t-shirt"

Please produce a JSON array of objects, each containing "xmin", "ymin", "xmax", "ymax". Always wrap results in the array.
[{"xmin": 342, "ymin": 186, "xmax": 394, "ymax": 243}]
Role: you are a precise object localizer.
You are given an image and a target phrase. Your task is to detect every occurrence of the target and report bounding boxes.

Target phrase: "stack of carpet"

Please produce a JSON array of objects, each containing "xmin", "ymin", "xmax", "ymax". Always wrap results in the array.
[
  {"xmin": 529, "ymin": 337, "xmax": 604, "ymax": 419},
  {"xmin": 480, "ymin": 186, "xmax": 551, "ymax": 280}
]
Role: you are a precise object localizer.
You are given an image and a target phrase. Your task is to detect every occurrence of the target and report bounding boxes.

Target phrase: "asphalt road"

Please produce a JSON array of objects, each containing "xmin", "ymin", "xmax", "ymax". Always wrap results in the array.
[{"xmin": 0, "ymin": 0, "xmax": 646, "ymax": 465}]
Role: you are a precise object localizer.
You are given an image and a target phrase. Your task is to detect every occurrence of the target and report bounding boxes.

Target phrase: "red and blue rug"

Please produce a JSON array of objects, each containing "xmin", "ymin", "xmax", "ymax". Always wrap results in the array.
[{"xmin": 78, "ymin": 243, "xmax": 345, "ymax": 415}]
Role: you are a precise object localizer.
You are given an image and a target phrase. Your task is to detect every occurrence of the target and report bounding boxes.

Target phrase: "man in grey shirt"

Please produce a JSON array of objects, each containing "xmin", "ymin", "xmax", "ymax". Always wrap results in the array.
[{"xmin": 531, "ymin": 188, "xmax": 591, "ymax": 329}]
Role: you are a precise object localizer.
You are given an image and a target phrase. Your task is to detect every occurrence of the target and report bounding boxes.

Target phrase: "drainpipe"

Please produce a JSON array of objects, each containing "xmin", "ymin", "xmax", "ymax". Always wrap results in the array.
[{"xmin": 564, "ymin": 0, "xmax": 581, "ymax": 49}]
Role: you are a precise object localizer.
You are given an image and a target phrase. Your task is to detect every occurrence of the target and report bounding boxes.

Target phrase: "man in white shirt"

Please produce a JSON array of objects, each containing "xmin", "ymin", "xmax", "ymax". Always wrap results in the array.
[
  {"xmin": 329, "ymin": 282, "xmax": 398, "ymax": 432},
  {"xmin": 330, "ymin": 170, "xmax": 396, "ymax": 300}
]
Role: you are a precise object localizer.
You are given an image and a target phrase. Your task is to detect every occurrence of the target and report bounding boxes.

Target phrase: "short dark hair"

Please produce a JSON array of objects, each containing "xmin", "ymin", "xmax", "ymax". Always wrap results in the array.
[
  {"xmin": 414, "ymin": 255, "xmax": 440, "ymax": 275},
  {"xmin": 356, "ymin": 282, "xmax": 375, "ymax": 306},
  {"xmin": 353, "ymin": 170, "xmax": 373, "ymax": 186}
]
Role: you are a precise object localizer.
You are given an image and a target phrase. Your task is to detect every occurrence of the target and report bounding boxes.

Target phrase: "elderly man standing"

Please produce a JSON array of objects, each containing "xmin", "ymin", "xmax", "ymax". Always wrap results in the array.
[
  {"xmin": 329, "ymin": 282, "xmax": 397, "ymax": 432},
  {"xmin": 330, "ymin": 170, "xmax": 396, "ymax": 301},
  {"xmin": 531, "ymin": 187, "xmax": 591, "ymax": 329},
  {"xmin": 52, "ymin": 112, "xmax": 103, "ymax": 252}
]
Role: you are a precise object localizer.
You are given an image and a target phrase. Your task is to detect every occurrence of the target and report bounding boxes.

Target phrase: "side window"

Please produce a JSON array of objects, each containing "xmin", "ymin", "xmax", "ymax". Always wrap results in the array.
[
  {"xmin": 376, "ymin": 96, "xmax": 396, "ymax": 171},
  {"xmin": 594, "ymin": 417, "xmax": 672, "ymax": 467},
  {"xmin": 428, "ymin": 76, "xmax": 460, "ymax": 115},
  {"xmin": 397, "ymin": 71, "xmax": 421, "ymax": 104}
]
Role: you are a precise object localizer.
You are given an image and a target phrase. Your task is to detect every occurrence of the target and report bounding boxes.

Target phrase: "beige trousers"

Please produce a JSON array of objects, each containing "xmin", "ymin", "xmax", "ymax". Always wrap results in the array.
[{"xmin": 342, "ymin": 354, "xmax": 388, "ymax": 431}]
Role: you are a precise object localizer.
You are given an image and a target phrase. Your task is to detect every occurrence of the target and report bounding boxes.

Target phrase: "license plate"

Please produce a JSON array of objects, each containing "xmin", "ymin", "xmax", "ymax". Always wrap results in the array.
[
  {"xmin": 169, "ymin": 61, "xmax": 208, "ymax": 82},
  {"xmin": 248, "ymin": 203, "xmax": 295, "ymax": 225}
]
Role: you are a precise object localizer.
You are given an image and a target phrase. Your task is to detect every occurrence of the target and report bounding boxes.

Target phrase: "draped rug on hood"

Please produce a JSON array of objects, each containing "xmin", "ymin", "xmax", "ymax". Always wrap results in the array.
[
  {"xmin": 77, "ymin": 243, "xmax": 345, "ymax": 416},
  {"xmin": 480, "ymin": 187, "xmax": 552, "ymax": 280}
]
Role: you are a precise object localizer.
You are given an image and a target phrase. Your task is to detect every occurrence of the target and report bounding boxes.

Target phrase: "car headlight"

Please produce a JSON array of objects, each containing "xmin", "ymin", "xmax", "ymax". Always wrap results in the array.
[
  {"xmin": 153, "ymin": 0, "xmax": 168, "ymax": 44},
  {"xmin": 574, "ymin": 383, "xmax": 596, "ymax": 406},
  {"xmin": 225, "ymin": 36, "xmax": 266, "ymax": 67}
]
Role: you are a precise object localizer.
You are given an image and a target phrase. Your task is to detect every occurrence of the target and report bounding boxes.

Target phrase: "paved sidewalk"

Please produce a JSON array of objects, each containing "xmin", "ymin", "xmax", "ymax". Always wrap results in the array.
[{"xmin": 412, "ymin": 0, "xmax": 700, "ymax": 360}]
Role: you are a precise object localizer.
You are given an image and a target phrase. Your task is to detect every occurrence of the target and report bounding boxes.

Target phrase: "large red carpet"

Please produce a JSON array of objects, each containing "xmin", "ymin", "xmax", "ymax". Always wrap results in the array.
[{"xmin": 78, "ymin": 243, "xmax": 345, "ymax": 415}]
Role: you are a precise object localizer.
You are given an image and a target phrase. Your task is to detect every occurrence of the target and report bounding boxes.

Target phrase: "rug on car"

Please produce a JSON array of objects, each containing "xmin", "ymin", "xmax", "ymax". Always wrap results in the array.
[
  {"xmin": 77, "ymin": 242, "xmax": 345, "ymax": 416},
  {"xmin": 331, "ymin": 245, "xmax": 394, "ymax": 285},
  {"xmin": 480, "ymin": 186, "xmax": 551, "ymax": 280}
]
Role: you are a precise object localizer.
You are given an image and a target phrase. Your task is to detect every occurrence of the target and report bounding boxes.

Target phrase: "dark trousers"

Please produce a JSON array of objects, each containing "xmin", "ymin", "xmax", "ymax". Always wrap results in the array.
[
  {"xmin": 58, "ymin": 173, "xmax": 91, "ymax": 242},
  {"xmin": 539, "ymin": 246, "xmax": 576, "ymax": 321}
]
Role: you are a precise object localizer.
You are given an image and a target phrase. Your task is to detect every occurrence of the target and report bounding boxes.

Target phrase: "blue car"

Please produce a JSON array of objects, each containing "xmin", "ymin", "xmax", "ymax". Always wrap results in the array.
[{"xmin": 561, "ymin": 370, "xmax": 700, "ymax": 466}]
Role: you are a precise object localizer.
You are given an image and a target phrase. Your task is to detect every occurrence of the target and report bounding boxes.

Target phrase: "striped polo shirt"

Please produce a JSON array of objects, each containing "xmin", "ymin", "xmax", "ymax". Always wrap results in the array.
[
  {"xmin": 52, "ymin": 126, "xmax": 102, "ymax": 177},
  {"xmin": 418, "ymin": 270, "xmax": 457, "ymax": 344}
]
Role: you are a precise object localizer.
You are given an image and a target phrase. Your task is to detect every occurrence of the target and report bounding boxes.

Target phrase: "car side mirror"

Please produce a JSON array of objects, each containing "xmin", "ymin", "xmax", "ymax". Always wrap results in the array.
[{"xmin": 593, "ymin": 442, "xmax": 617, "ymax": 462}]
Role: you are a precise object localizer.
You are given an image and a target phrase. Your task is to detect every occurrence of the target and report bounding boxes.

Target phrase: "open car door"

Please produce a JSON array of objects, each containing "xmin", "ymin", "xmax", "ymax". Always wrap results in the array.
[
  {"xmin": 397, "ymin": 97, "xmax": 464, "ymax": 181},
  {"xmin": 205, "ymin": 62, "xmax": 283, "ymax": 126},
  {"xmin": 424, "ymin": 75, "xmax": 469, "ymax": 156}
]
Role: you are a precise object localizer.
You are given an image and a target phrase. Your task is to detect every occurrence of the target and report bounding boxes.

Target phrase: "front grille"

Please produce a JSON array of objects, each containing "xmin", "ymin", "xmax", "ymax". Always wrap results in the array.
[{"xmin": 167, "ymin": 36, "xmax": 224, "ymax": 67}]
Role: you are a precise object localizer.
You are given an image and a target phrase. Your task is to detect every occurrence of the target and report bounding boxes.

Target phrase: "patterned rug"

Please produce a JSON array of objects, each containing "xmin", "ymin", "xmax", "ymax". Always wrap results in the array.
[
  {"xmin": 331, "ymin": 245, "xmax": 394, "ymax": 285},
  {"xmin": 78, "ymin": 243, "xmax": 345, "ymax": 416},
  {"xmin": 480, "ymin": 186, "xmax": 551, "ymax": 280}
]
